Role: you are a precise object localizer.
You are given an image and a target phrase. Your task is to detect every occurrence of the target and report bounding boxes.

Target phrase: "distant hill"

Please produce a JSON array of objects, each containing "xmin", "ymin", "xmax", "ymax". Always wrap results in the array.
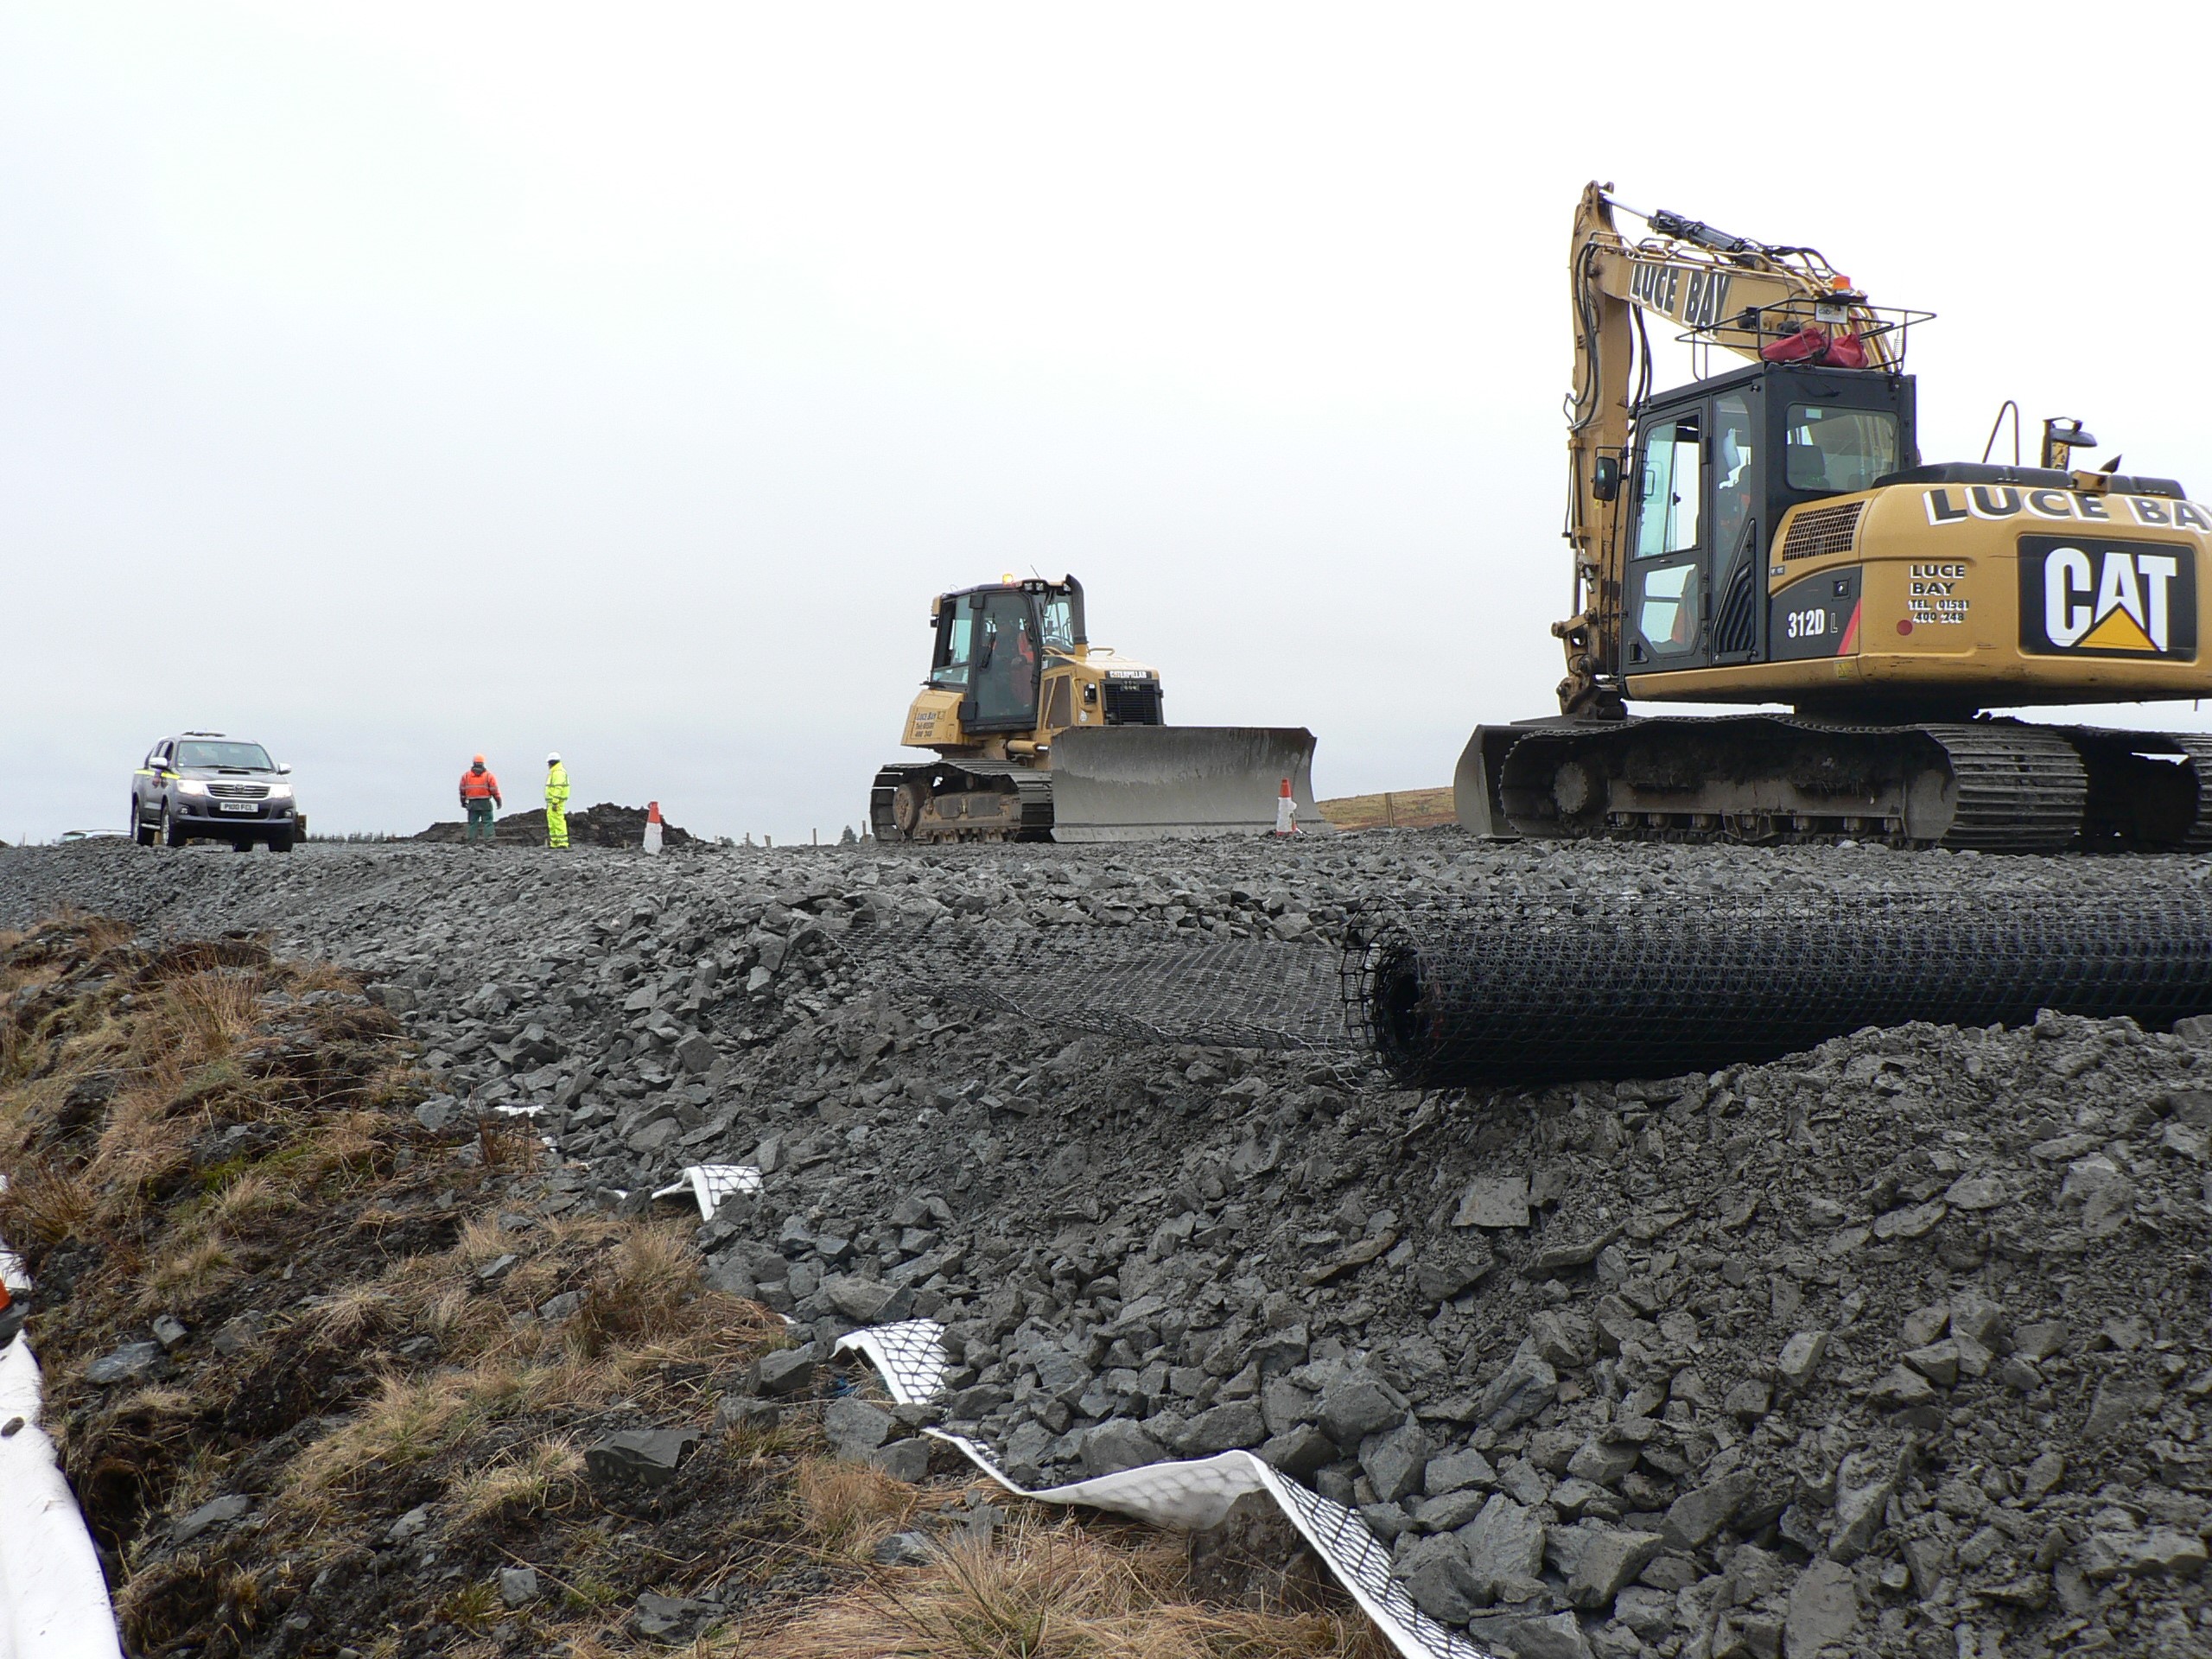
[{"xmin": 1314, "ymin": 786, "xmax": 1455, "ymax": 831}]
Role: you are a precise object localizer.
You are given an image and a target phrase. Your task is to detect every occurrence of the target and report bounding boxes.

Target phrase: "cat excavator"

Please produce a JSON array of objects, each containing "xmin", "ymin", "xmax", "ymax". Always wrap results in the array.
[
  {"xmin": 1457, "ymin": 183, "xmax": 2212, "ymax": 850},
  {"xmin": 871, "ymin": 574, "xmax": 1325, "ymax": 842}
]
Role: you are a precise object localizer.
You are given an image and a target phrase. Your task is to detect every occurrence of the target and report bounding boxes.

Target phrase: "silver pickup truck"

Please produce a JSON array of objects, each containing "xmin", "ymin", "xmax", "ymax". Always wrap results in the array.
[{"xmin": 130, "ymin": 732, "xmax": 305, "ymax": 851}]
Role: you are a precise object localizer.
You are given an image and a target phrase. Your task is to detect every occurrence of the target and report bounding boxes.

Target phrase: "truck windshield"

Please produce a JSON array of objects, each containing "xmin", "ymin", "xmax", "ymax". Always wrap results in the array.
[
  {"xmin": 1785, "ymin": 405, "xmax": 1899, "ymax": 494},
  {"xmin": 176, "ymin": 741, "xmax": 274, "ymax": 770}
]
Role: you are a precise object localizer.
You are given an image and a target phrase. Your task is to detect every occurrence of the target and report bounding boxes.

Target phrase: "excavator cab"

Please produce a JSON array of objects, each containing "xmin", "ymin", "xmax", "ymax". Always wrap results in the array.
[{"xmin": 1620, "ymin": 361, "xmax": 1916, "ymax": 675}]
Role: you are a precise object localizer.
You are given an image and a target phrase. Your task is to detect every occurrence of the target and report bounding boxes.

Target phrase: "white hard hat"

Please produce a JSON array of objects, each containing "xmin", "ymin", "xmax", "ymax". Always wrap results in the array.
[{"xmin": 546, "ymin": 751, "xmax": 561, "ymax": 764}]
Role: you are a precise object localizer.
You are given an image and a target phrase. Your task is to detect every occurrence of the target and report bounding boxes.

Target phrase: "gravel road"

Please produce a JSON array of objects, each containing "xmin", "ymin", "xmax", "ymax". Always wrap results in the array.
[{"xmin": 3, "ymin": 835, "xmax": 2209, "ymax": 1659}]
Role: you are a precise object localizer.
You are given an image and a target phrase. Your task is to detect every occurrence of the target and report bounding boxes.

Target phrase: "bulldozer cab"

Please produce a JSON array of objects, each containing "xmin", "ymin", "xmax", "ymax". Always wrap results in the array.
[
  {"xmin": 929, "ymin": 578, "xmax": 1085, "ymax": 734},
  {"xmin": 1623, "ymin": 362, "xmax": 1916, "ymax": 675}
]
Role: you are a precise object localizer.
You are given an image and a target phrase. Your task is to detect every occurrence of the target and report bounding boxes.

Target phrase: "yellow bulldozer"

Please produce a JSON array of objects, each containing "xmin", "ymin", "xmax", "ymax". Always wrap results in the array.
[
  {"xmin": 871, "ymin": 574, "xmax": 1325, "ymax": 842},
  {"xmin": 1457, "ymin": 183, "xmax": 2212, "ymax": 851}
]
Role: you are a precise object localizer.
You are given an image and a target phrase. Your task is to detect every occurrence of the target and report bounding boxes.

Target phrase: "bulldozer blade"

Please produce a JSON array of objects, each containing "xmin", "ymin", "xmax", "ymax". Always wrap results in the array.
[{"xmin": 1047, "ymin": 727, "xmax": 1330, "ymax": 842}]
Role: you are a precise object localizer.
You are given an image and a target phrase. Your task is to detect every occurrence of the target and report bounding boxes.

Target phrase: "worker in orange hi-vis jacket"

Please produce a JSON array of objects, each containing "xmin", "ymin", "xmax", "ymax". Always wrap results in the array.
[{"xmin": 459, "ymin": 755, "xmax": 502, "ymax": 844}]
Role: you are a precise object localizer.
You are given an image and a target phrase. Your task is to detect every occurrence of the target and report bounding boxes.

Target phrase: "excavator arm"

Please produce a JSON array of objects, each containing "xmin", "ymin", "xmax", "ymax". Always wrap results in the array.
[{"xmin": 1554, "ymin": 182, "xmax": 1897, "ymax": 715}]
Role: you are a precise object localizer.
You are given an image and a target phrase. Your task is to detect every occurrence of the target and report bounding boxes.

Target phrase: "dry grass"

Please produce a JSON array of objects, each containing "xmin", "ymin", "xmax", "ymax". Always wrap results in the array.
[
  {"xmin": 163, "ymin": 969, "xmax": 264, "ymax": 1062},
  {"xmin": 563, "ymin": 1223, "xmax": 702, "ymax": 1355},
  {"xmin": 1313, "ymin": 786, "xmax": 1455, "ymax": 832},
  {"xmin": 0, "ymin": 1157, "xmax": 94, "ymax": 1244},
  {"xmin": 447, "ymin": 1436, "xmax": 584, "ymax": 1526},
  {"xmin": 86, "ymin": 1086, "xmax": 196, "ymax": 1220},
  {"xmin": 299, "ymin": 1282, "xmax": 403, "ymax": 1350},
  {"xmin": 147, "ymin": 1232, "xmax": 238, "ymax": 1298},
  {"xmin": 200, "ymin": 1167, "xmax": 290, "ymax": 1234},
  {"xmin": 796, "ymin": 1455, "xmax": 924, "ymax": 1558},
  {"xmin": 731, "ymin": 1518, "xmax": 1389, "ymax": 1659},
  {"xmin": 289, "ymin": 1370, "xmax": 486, "ymax": 1496}
]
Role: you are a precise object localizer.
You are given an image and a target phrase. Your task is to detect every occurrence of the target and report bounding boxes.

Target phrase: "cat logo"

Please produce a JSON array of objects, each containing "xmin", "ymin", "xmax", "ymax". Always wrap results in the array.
[{"xmin": 2017, "ymin": 535, "xmax": 2197, "ymax": 658}]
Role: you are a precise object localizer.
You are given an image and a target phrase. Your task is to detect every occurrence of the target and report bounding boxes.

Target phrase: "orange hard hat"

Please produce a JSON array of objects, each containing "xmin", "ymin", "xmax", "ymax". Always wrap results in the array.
[{"xmin": 473, "ymin": 753, "xmax": 486, "ymax": 765}]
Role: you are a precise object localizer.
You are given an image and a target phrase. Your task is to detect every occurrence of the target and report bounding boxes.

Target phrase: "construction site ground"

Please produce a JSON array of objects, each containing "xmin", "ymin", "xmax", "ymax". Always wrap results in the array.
[{"xmin": 1, "ymin": 835, "xmax": 2209, "ymax": 1659}]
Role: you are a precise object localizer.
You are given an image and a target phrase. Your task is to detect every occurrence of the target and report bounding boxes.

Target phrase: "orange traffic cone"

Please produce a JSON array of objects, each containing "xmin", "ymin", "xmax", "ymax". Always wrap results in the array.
[
  {"xmin": 1273, "ymin": 777, "xmax": 1298, "ymax": 836},
  {"xmin": 643, "ymin": 800, "xmax": 664, "ymax": 855}
]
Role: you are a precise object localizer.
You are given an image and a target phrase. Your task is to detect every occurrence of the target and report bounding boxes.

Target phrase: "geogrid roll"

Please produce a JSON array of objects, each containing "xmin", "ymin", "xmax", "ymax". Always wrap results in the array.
[{"xmin": 1347, "ymin": 888, "xmax": 2212, "ymax": 1087}]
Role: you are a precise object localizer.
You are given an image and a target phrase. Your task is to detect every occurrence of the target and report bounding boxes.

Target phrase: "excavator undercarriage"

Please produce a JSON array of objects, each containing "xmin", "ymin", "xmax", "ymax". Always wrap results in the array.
[{"xmin": 1458, "ymin": 716, "xmax": 2212, "ymax": 852}]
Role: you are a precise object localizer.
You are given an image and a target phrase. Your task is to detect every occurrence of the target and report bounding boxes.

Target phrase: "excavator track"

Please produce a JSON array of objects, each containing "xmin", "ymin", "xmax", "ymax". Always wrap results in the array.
[
  {"xmin": 1456, "ymin": 715, "xmax": 2212, "ymax": 854},
  {"xmin": 871, "ymin": 760, "xmax": 1055, "ymax": 844},
  {"xmin": 2069, "ymin": 729, "xmax": 2212, "ymax": 852},
  {"xmin": 1914, "ymin": 723, "xmax": 2088, "ymax": 852}
]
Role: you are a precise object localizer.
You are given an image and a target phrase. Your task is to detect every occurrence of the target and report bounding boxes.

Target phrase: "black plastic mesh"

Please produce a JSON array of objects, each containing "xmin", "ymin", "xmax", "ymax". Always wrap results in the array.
[
  {"xmin": 1347, "ymin": 889, "xmax": 2212, "ymax": 1087},
  {"xmin": 840, "ymin": 918, "xmax": 1354, "ymax": 1052}
]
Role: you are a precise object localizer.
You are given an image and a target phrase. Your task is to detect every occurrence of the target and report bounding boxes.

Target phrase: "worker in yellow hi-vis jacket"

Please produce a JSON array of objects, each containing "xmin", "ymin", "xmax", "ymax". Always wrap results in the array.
[{"xmin": 544, "ymin": 753, "xmax": 571, "ymax": 849}]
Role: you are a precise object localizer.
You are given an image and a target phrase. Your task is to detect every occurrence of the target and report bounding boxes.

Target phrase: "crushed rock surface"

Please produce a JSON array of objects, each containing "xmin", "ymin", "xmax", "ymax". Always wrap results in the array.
[{"xmin": 3, "ymin": 834, "xmax": 2211, "ymax": 1659}]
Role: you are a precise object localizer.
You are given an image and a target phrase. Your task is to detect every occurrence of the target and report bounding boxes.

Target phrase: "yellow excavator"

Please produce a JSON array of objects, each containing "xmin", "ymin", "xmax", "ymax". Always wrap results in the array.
[
  {"xmin": 1457, "ymin": 183, "xmax": 2212, "ymax": 851},
  {"xmin": 871, "ymin": 574, "xmax": 1325, "ymax": 842}
]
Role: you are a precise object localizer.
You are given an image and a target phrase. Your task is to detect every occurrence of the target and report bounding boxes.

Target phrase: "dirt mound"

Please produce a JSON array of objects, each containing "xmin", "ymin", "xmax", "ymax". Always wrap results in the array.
[{"xmin": 416, "ymin": 800, "xmax": 694, "ymax": 849}]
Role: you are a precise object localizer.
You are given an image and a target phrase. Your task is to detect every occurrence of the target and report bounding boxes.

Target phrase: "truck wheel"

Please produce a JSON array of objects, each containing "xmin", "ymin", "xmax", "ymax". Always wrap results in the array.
[
  {"xmin": 161, "ymin": 804, "xmax": 188, "ymax": 848},
  {"xmin": 267, "ymin": 830, "xmax": 294, "ymax": 854},
  {"xmin": 232, "ymin": 838, "xmax": 252, "ymax": 855},
  {"xmin": 131, "ymin": 798, "xmax": 155, "ymax": 847}
]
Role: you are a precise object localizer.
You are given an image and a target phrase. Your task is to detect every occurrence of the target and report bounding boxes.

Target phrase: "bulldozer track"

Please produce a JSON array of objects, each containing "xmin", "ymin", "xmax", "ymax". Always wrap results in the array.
[{"xmin": 870, "ymin": 761, "xmax": 1054, "ymax": 844}]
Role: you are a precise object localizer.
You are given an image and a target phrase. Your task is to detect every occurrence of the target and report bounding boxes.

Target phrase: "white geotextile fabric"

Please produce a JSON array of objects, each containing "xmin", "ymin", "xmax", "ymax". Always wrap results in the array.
[
  {"xmin": 650, "ymin": 1164, "xmax": 763, "ymax": 1219},
  {"xmin": 836, "ymin": 1318, "xmax": 1496, "ymax": 1659},
  {"xmin": 0, "ymin": 1192, "xmax": 124, "ymax": 1659}
]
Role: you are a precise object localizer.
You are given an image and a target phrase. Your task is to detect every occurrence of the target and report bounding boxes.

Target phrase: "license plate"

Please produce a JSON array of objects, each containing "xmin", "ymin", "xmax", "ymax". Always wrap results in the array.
[{"xmin": 218, "ymin": 801, "xmax": 257, "ymax": 813}]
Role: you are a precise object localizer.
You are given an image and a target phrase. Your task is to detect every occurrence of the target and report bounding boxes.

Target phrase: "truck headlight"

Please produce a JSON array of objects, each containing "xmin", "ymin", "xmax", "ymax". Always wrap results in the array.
[
  {"xmin": 175, "ymin": 780, "xmax": 208, "ymax": 797},
  {"xmin": 266, "ymin": 785, "xmax": 294, "ymax": 800}
]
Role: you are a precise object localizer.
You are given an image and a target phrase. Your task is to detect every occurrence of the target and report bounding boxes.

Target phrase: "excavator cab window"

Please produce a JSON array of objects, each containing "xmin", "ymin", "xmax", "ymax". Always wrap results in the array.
[
  {"xmin": 1784, "ymin": 404, "xmax": 1899, "ymax": 494},
  {"xmin": 1638, "ymin": 563, "xmax": 1702, "ymax": 658},
  {"xmin": 1634, "ymin": 416, "xmax": 1703, "ymax": 557},
  {"xmin": 1630, "ymin": 414, "xmax": 1710, "ymax": 663}
]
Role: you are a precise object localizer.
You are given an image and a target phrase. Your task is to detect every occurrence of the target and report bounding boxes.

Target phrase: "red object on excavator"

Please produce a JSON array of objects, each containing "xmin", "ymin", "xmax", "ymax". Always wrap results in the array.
[
  {"xmin": 1821, "ymin": 330, "xmax": 1868, "ymax": 368},
  {"xmin": 1758, "ymin": 322, "xmax": 1868, "ymax": 370},
  {"xmin": 1760, "ymin": 323, "xmax": 1827, "ymax": 364}
]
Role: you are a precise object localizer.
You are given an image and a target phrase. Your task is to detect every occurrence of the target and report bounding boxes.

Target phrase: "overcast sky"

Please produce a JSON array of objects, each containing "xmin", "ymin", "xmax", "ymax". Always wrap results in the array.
[{"xmin": 7, "ymin": 3, "xmax": 2212, "ymax": 843}]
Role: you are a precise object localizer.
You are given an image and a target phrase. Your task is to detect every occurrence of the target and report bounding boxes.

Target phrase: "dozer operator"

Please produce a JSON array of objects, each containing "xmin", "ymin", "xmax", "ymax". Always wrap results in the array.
[
  {"xmin": 1457, "ymin": 183, "xmax": 2212, "ymax": 852},
  {"xmin": 871, "ymin": 574, "xmax": 1325, "ymax": 842}
]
